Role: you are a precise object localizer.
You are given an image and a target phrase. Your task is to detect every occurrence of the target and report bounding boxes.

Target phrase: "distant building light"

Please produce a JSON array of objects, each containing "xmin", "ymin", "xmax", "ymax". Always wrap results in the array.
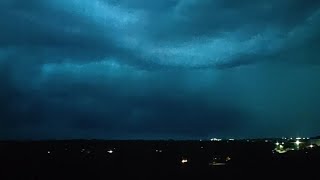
[
  {"xmin": 228, "ymin": 139, "xmax": 235, "ymax": 141},
  {"xmin": 209, "ymin": 162, "xmax": 226, "ymax": 166},
  {"xmin": 275, "ymin": 149, "xmax": 288, "ymax": 154},
  {"xmin": 265, "ymin": 140, "xmax": 269, "ymax": 143},
  {"xmin": 211, "ymin": 138, "xmax": 222, "ymax": 141},
  {"xmin": 281, "ymin": 142, "xmax": 285, "ymax": 145},
  {"xmin": 275, "ymin": 142, "xmax": 280, "ymax": 146},
  {"xmin": 47, "ymin": 151, "xmax": 51, "ymax": 154},
  {"xmin": 226, "ymin": 156, "xmax": 231, "ymax": 162},
  {"xmin": 296, "ymin": 137, "xmax": 302, "ymax": 140},
  {"xmin": 107, "ymin": 150, "xmax": 114, "ymax": 154},
  {"xmin": 181, "ymin": 159, "xmax": 188, "ymax": 164},
  {"xmin": 155, "ymin": 149, "xmax": 162, "ymax": 153},
  {"xmin": 295, "ymin": 140, "xmax": 302, "ymax": 146},
  {"xmin": 306, "ymin": 137, "xmax": 310, "ymax": 140},
  {"xmin": 200, "ymin": 146, "xmax": 204, "ymax": 149},
  {"xmin": 309, "ymin": 145, "xmax": 314, "ymax": 148},
  {"xmin": 209, "ymin": 156, "xmax": 229, "ymax": 166}
]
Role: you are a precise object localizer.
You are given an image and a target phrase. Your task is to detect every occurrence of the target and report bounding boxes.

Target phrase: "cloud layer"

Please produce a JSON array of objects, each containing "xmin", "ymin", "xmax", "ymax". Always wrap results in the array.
[{"xmin": 1, "ymin": 0, "xmax": 320, "ymax": 139}]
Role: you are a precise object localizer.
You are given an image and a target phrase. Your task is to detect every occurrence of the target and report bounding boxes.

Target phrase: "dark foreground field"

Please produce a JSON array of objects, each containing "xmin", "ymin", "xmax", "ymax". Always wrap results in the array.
[{"xmin": 0, "ymin": 140, "xmax": 319, "ymax": 179}]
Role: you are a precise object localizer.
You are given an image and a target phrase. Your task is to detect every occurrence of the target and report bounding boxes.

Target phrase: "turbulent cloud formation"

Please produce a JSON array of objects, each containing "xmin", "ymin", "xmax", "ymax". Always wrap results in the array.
[{"xmin": 1, "ymin": 0, "xmax": 320, "ymax": 139}]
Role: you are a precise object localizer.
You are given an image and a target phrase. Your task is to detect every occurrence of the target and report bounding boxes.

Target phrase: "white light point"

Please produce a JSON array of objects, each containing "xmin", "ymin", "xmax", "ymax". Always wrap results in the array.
[
  {"xmin": 107, "ymin": 150, "xmax": 114, "ymax": 154},
  {"xmin": 181, "ymin": 159, "xmax": 188, "ymax": 164},
  {"xmin": 295, "ymin": 140, "xmax": 301, "ymax": 146}
]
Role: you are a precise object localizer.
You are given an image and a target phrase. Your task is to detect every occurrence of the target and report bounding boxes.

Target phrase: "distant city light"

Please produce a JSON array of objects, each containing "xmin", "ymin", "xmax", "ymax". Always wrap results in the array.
[
  {"xmin": 155, "ymin": 150, "xmax": 162, "ymax": 153},
  {"xmin": 47, "ymin": 151, "xmax": 51, "ymax": 154},
  {"xmin": 211, "ymin": 138, "xmax": 222, "ymax": 141},
  {"xmin": 107, "ymin": 150, "xmax": 114, "ymax": 154},
  {"xmin": 209, "ymin": 156, "xmax": 229, "ymax": 166},
  {"xmin": 309, "ymin": 145, "xmax": 314, "ymax": 148},
  {"xmin": 228, "ymin": 139, "xmax": 235, "ymax": 141},
  {"xmin": 281, "ymin": 142, "xmax": 285, "ymax": 145},
  {"xmin": 200, "ymin": 146, "xmax": 204, "ymax": 149},
  {"xmin": 226, "ymin": 156, "xmax": 231, "ymax": 162},
  {"xmin": 181, "ymin": 159, "xmax": 188, "ymax": 164},
  {"xmin": 296, "ymin": 137, "xmax": 302, "ymax": 140},
  {"xmin": 81, "ymin": 149, "xmax": 85, "ymax": 153},
  {"xmin": 275, "ymin": 149, "xmax": 287, "ymax": 154},
  {"xmin": 265, "ymin": 140, "xmax": 269, "ymax": 143},
  {"xmin": 295, "ymin": 140, "xmax": 301, "ymax": 146},
  {"xmin": 275, "ymin": 142, "xmax": 280, "ymax": 146},
  {"xmin": 209, "ymin": 162, "xmax": 226, "ymax": 166}
]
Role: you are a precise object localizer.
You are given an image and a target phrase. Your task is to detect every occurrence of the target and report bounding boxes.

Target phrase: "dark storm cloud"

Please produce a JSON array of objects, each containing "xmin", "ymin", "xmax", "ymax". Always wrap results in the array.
[
  {"xmin": 1, "ymin": 0, "xmax": 320, "ymax": 68},
  {"xmin": 1, "ymin": 0, "xmax": 320, "ymax": 139}
]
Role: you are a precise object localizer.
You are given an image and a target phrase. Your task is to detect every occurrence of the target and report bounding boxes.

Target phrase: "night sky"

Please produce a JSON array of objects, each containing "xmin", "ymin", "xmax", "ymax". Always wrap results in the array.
[{"xmin": 1, "ymin": 0, "xmax": 320, "ymax": 140}]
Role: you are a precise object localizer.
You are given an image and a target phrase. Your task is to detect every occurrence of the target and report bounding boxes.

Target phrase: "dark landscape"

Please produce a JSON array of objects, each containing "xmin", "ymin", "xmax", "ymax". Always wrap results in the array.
[{"xmin": 1, "ymin": 138, "xmax": 319, "ymax": 179}]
